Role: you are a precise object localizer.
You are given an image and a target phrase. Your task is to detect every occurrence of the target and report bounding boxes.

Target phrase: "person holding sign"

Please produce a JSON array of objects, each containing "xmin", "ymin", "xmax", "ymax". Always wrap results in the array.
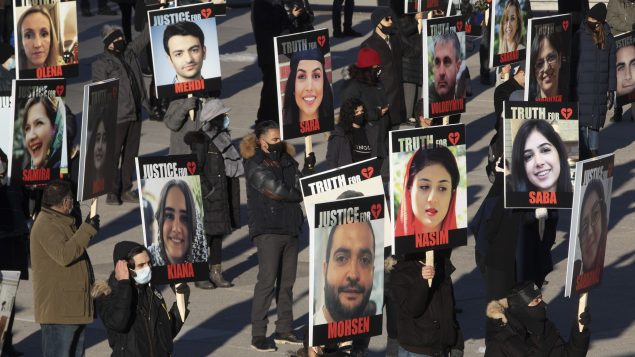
[
  {"xmin": 395, "ymin": 146, "xmax": 460, "ymax": 237},
  {"xmin": 572, "ymin": 3, "xmax": 617, "ymax": 158},
  {"xmin": 325, "ymin": 98, "xmax": 373, "ymax": 169},
  {"xmin": 30, "ymin": 180, "xmax": 100, "ymax": 357},
  {"xmin": 21, "ymin": 96, "xmax": 64, "ymax": 171},
  {"xmin": 93, "ymin": 241, "xmax": 189, "ymax": 356},
  {"xmin": 485, "ymin": 281, "xmax": 591, "ymax": 356},
  {"xmin": 510, "ymin": 119, "xmax": 572, "ymax": 193},
  {"xmin": 16, "ymin": 6, "xmax": 63, "ymax": 69},
  {"xmin": 391, "ymin": 250, "xmax": 464, "ymax": 357}
]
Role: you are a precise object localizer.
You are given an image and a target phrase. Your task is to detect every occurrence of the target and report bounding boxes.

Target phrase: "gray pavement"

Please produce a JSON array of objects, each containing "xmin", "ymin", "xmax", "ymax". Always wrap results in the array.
[{"xmin": 10, "ymin": 2, "xmax": 635, "ymax": 357}]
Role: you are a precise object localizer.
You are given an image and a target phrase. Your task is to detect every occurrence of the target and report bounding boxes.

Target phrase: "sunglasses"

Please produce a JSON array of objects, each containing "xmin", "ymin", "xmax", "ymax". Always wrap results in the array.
[{"xmin": 383, "ymin": 16, "xmax": 393, "ymax": 22}]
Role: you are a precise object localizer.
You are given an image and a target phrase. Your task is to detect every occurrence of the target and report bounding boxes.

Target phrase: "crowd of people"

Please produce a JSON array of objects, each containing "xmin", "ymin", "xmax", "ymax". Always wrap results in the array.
[{"xmin": 0, "ymin": 0, "xmax": 633, "ymax": 356}]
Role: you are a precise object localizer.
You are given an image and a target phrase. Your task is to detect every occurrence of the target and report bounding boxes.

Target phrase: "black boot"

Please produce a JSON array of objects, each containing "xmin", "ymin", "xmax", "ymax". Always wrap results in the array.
[
  {"xmin": 1, "ymin": 332, "xmax": 24, "ymax": 357},
  {"xmin": 209, "ymin": 264, "xmax": 233, "ymax": 288}
]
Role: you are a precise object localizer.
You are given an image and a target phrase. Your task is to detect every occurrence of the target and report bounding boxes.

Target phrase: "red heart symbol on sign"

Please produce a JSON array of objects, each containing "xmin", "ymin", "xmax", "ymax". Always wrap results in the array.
[
  {"xmin": 607, "ymin": 162, "xmax": 613, "ymax": 176},
  {"xmin": 456, "ymin": 20, "xmax": 463, "ymax": 32},
  {"xmin": 465, "ymin": 23, "xmax": 472, "ymax": 33},
  {"xmin": 112, "ymin": 86, "xmax": 118, "ymax": 98},
  {"xmin": 186, "ymin": 161, "xmax": 197, "ymax": 175},
  {"xmin": 317, "ymin": 35, "xmax": 326, "ymax": 47},
  {"xmin": 370, "ymin": 203, "xmax": 382, "ymax": 219},
  {"xmin": 361, "ymin": 166, "xmax": 374, "ymax": 179},
  {"xmin": 448, "ymin": 132, "xmax": 460, "ymax": 145},
  {"xmin": 562, "ymin": 20, "xmax": 569, "ymax": 31},
  {"xmin": 55, "ymin": 85, "xmax": 64, "ymax": 96},
  {"xmin": 201, "ymin": 8, "xmax": 212, "ymax": 18},
  {"xmin": 560, "ymin": 107, "xmax": 572, "ymax": 119}
]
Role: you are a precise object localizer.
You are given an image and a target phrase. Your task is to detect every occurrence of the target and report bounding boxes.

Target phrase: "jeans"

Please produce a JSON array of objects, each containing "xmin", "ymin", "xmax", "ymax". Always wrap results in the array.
[
  {"xmin": 398, "ymin": 346, "xmax": 435, "ymax": 357},
  {"xmin": 41, "ymin": 324, "xmax": 86, "ymax": 357},
  {"xmin": 251, "ymin": 234, "xmax": 299, "ymax": 337},
  {"xmin": 580, "ymin": 126, "xmax": 600, "ymax": 154}
]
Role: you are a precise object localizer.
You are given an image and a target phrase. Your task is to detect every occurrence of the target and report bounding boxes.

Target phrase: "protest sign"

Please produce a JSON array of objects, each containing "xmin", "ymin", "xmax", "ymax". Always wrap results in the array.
[
  {"xmin": 148, "ymin": 2, "xmax": 225, "ymax": 98},
  {"xmin": 524, "ymin": 14, "xmax": 572, "ymax": 102},
  {"xmin": 77, "ymin": 79, "xmax": 119, "ymax": 202},
  {"xmin": 135, "ymin": 154, "xmax": 209, "ymax": 285},
  {"xmin": 503, "ymin": 101, "xmax": 578, "ymax": 208},
  {"xmin": 309, "ymin": 194, "xmax": 384, "ymax": 347},
  {"xmin": 300, "ymin": 157, "xmax": 392, "ymax": 253},
  {"xmin": 13, "ymin": 0, "xmax": 79, "ymax": 79},
  {"xmin": 489, "ymin": 0, "xmax": 529, "ymax": 67},
  {"xmin": 0, "ymin": 95, "xmax": 12, "ymax": 185},
  {"xmin": 615, "ymin": 31, "xmax": 635, "ymax": 105},
  {"xmin": 8, "ymin": 79, "xmax": 68, "ymax": 187},
  {"xmin": 405, "ymin": 0, "xmax": 450, "ymax": 13},
  {"xmin": 274, "ymin": 28, "xmax": 334, "ymax": 140},
  {"xmin": 422, "ymin": 15, "xmax": 467, "ymax": 118},
  {"xmin": 451, "ymin": 0, "xmax": 489, "ymax": 37},
  {"xmin": 564, "ymin": 153, "xmax": 614, "ymax": 297},
  {"xmin": 0, "ymin": 270, "xmax": 21, "ymax": 351},
  {"xmin": 389, "ymin": 124, "xmax": 468, "ymax": 256}
]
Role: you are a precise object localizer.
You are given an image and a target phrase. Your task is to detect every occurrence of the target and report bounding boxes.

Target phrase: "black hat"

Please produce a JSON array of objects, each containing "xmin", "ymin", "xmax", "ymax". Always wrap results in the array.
[
  {"xmin": 371, "ymin": 7, "xmax": 393, "ymax": 29},
  {"xmin": 113, "ymin": 241, "xmax": 143, "ymax": 266},
  {"xmin": 588, "ymin": 3, "xmax": 607, "ymax": 24},
  {"xmin": 507, "ymin": 281, "xmax": 541, "ymax": 309},
  {"xmin": 0, "ymin": 43, "xmax": 14, "ymax": 65}
]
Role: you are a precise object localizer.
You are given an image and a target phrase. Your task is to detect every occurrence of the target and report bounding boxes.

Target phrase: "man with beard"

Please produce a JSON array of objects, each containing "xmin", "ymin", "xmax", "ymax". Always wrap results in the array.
[
  {"xmin": 315, "ymin": 221, "xmax": 376, "ymax": 324},
  {"xmin": 430, "ymin": 31, "xmax": 463, "ymax": 102}
]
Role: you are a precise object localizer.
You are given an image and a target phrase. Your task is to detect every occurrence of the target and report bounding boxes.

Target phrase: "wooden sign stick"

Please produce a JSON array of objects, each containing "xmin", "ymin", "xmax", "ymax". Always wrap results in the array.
[
  {"xmin": 90, "ymin": 198, "xmax": 98, "ymax": 218},
  {"xmin": 176, "ymin": 283, "xmax": 186, "ymax": 321},
  {"xmin": 578, "ymin": 292, "xmax": 588, "ymax": 332},
  {"xmin": 188, "ymin": 94, "xmax": 195, "ymax": 121},
  {"xmin": 426, "ymin": 251, "xmax": 434, "ymax": 287},
  {"xmin": 304, "ymin": 135, "xmax": 313, "ymax": 155}
]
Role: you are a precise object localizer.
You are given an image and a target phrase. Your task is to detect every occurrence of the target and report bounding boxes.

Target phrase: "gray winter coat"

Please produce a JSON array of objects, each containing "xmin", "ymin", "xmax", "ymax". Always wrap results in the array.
[
  {"xmin": 163, "ymin": 96, "xmax": 201, "ymax": 155},
  {"xmin": 92, "ymin": 26, "xmax": 150, "ymax": 124},
  {"xmin": 572, "ymin": 21, "xmax": 617, "ymax": 130}
]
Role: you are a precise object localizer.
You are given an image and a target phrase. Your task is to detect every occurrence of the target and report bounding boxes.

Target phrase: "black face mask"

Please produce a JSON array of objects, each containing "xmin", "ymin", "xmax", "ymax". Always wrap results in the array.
[
  {"xmin": 379, "ymin": 24, "xmax": 394, "ymax": 36},
  {"xmin": 512, "ymin": 301, "xmax": 547, "ymax": 336},
  {"xmin": 111, "ymin": 40, "xmax": 126, "ymax": 53},
  {"xmin": 353, "ymin": 114, "xmax": 365, "ymax": 126},
  {"xmin": 265, "ymin": 142, "xmax": 284, "ymax": 161},
  {"xmin": 371, "ymin": 67, "xmax": 382, "ymax": 81},
  {"xmin": 588, "ymin": 21, "xmax": 601, "ymax": 32}
]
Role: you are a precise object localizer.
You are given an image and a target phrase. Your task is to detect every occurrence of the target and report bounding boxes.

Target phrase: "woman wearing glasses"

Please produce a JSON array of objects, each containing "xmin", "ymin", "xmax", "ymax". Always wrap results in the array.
[
  {"xmin": 529, "ymin": 32, "xmax": 565, "ymax": 100},
  {"xmin": 572, "ymin": 3, "xmax": 617, "ymax": 158}
]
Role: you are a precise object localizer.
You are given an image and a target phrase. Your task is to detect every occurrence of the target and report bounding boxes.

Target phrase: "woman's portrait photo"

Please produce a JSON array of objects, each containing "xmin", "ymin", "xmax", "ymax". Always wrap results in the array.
[
  {"xmin": 18, "ymin": 96, "xmax": 65, "ymax": 171},
  {"xmin": 15, "ymin": 2, "xmax": 79, "ymax": 77},
  {"xmin": 577, "ymin": 179, "xmax": 608, "ymax": 273},
  {"xmin": 81, "ymin": 112, "xmax": 116, "ymax": 200},
  {"xmin": 529, "ymin": 32, "xmax": 568, "ymax": 100},
  {"xmin": 145, "ymin": 178, "xmax": 208, "ymax": 266},
  {"xmin": 509, "ymin": 119, "xmax": 573, "ymax": 193},
  {"xmin": 281, "ymin": 47, "xmax": 334, "ymax": 139},
  {"xmin": 498, "ymin": 0, "xmax": 525, "ymax": 54},
  {"xmin": 393, "ymin": 145, "xmax": 467, "ymax": 237}
]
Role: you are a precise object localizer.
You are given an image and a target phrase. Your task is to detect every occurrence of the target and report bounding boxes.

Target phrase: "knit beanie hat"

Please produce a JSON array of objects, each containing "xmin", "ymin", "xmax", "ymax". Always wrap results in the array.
[
  {"xmin": 101, "ymin": 24, "xmax": 125, "ymax": 46},
  {"xmin": 355, "ymin": 47, "xmax": 382, "ymax": 68},
  {"xmin": 371, "ymin": 7, "xmax": 393, "ymax": 28},
  {"xmin": 113, "ymin": 241, "xmax": 143, "ymax": 266},
  {"xmin": 588, "ymin": 3, "xmax": 607, "ymax": 23}
]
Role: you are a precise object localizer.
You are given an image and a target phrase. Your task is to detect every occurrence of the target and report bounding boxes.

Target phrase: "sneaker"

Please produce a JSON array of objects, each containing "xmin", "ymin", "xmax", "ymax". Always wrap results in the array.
[
  {"xmin": 343, "ymin": 28, "xmax": 363, "ymax": 37},
  {"xmin": 106, "ymin": 193, "xmax": 122, "ymax": 205},
  {"xmin": 120, "ymin": 190, "xmax": 138, "ymax": 203},
  {"xmin": 272, "ymin": 332, "xmax": 303, "ymax": 345},
  {"xmin": 97, "ymin": 6, "xmax": 117, "ymax": 15},
  {"xmin": 251, "ymin": 336, "xmax": 277, "ymax": 352}
]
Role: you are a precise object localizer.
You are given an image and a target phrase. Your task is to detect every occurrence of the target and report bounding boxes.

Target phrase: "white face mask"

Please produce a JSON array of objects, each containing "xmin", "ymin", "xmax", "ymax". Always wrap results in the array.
[{"xmin": 132, "ymin": 266, "xmax": 152, "ymax": 285}]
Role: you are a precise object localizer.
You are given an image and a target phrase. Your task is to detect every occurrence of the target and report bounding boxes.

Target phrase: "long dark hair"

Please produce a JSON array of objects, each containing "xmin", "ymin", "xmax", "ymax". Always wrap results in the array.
[
  {"xmin": 510, "ymin": 119, "xmax": 572, "ymax": 192},
  {"xmin": 155, "ymin": 180, "xmax": 197, "ymax": 263},
  {"xmin": 529, "ymin": 32, "xmax": 567, "ymax": 99},
  {"xmin": 348, "ymin": 64, "xmax": 379, "ymax": 86},
  {"xmin": 336, "ymin": 97, "xmax": 364, "ymax": 136},
  {"xmin": 282, "ymin": 48, "xmax": 334, "ymax": 126}
]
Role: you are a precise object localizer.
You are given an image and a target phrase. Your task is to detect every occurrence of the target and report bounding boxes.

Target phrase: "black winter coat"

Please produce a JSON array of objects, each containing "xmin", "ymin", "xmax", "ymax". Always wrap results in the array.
[
  {"xmin": 95, "ymin": 275, "xmax": 187, "ymax": 357},
  {"xmin": 391, "ymin": 253, "xmax": 463, "ymax": 355},
  {"xmin": 572, "ymin": 21, "xmax": 617, "ymax": 130},
  {"xmin": 240, "ymin": 134, "xmax": 304, "ymax": 238},
  {"xmin": 485, "ymin": 301, "xmax": 590, "ymax": 357},
  {"xmin": 187, "ymin": 131, "xmax": 241, "ymax": 236},
  {"xmin": 361, "ymin": 32, "xmax": 407, "ymax": 125},
  {"xmin": 325, "ymin": 124, "xmax": 376, "ymax": 170},
  {"xmin": 0, "ymin": 184, "xmax": 30, "ymax": 279},
  {"xmin": 251, "ymin": 0, "xmax": 292, "ymax": 67},
  {"xmin": 397, "ymin": 15, "xmax": 423, "ymax": 86}
]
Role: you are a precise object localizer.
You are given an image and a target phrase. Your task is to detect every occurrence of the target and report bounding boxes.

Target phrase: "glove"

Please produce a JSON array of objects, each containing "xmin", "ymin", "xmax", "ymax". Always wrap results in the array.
[
  {"xmin": 579, "ymin": 306, "xmax": 591, "ymax": 330},
  {"xmin": 170, "ymin": 282, "xmax": 191, "ymax": 302},
  {"xmin": 535, "ymin": 208, "xmax": 548, "ymax": 220},
  {"xmin": 184, "ymin": 96, "xmax": 199, "ymax": 111},
  {"xmin": 302, "ymin": 152, "xmax": 316, "ymax": 175},
  {"xmin": 607, "ymin": 91, "xmax": 615, "ymax": 110},
  {"xmin": 85, "ymin": 213, "xmax": 100, "ymax": 231}
]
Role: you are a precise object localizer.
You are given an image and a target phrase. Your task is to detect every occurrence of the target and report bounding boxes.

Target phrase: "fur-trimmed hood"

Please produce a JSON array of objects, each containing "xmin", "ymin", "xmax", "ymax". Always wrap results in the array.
[
  {"xmin": 91, "ymin": 279, "xmax": 112, "ymax": 299},
  {"xmin": 486, "ymin": 298, "xmax": 509, "ymax": 324},
  {"xmin": 239, "ymin": 132, "xmax": 295, "ymax": 160}
]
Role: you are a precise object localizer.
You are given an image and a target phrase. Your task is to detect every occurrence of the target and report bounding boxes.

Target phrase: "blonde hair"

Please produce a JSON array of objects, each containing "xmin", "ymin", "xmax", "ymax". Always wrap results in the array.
[{"xmin": 17, "ymin": 6, "xmax": 61, "ymax": 68}]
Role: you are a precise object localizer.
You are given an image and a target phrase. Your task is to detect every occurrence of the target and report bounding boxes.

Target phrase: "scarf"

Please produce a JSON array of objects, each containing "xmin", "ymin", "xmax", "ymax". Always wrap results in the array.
[
  {"xmin": 394, "ymin": 152, "xmax": 458, "ymax": 237},
  {"xmin": 202, "ymin": 123, "xmax": 244, "ymax": 178}
]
